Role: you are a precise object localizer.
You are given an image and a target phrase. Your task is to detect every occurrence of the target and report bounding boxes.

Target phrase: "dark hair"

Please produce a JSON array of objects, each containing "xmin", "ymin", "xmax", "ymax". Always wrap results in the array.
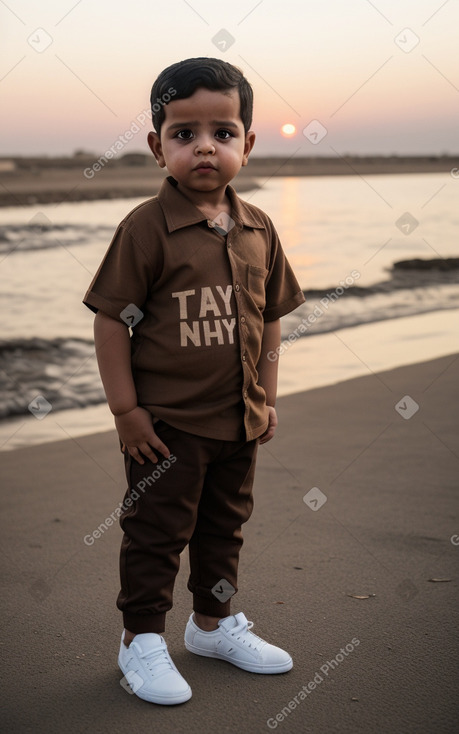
[{"xmin": 150, "ymin": 57, "xmax": 253, "ymax": 134}]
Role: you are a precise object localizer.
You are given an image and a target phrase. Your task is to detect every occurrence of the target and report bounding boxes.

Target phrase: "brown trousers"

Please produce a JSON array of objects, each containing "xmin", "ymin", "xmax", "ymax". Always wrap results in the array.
[{"xmin": 116, "ymin": 420, "xmax": 258, "ymax": 633}]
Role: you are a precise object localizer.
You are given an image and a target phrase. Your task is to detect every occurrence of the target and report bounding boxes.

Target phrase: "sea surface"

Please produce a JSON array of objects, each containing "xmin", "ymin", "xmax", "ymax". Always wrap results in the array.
[{"xmin": 1, "ymin": 173, "xmax": 458, "ymax": 446}]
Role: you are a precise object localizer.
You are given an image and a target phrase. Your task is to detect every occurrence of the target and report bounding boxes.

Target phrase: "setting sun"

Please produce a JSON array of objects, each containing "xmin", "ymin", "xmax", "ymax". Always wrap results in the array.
[{"xmin": 281, "ymin": 123, "xmax": 296, "ymax": 137}]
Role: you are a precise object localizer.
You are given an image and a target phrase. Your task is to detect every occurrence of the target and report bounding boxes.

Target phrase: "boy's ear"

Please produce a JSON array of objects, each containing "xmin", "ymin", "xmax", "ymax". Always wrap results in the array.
[
  {"xmin": 148, "ymin": 131, "xmax": 166, "ymax": 168},
  {"xmin": 242, "ymin": 130, "xmax": 256, "ymax": 167}
]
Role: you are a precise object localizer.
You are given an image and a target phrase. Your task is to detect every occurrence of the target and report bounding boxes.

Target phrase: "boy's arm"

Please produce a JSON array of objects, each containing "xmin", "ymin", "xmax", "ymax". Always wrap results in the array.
[
  {"xmin": 257, "ymin": 319, "xmax": 281, "ymax": 444},
  {"xmin": 93, "ymin": 311, "xmax": 170, "ymax": 464}
]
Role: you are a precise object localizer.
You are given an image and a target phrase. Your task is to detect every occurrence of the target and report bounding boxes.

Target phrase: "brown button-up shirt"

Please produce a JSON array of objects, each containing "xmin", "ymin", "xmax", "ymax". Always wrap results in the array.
[{"xmin": 84, "ymin": 177, "xmax": 305, "ymax": 441}]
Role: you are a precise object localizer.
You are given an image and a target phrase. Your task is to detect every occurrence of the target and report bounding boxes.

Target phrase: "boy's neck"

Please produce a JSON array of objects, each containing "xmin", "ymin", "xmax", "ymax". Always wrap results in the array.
[{"xmin": 175, "ymin": 182, "xmax": 232, "ymax": 220}]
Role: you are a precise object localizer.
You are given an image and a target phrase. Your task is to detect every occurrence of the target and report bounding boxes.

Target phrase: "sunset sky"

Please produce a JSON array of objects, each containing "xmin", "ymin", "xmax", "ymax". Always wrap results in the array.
[{"xmin": 1, "ymin": 0, "xmax": 458, "ymax": 157}]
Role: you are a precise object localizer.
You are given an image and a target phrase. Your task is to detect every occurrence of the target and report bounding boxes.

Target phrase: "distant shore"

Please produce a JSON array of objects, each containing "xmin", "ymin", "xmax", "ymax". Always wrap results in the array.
[{"xmin": 0, "ymin": 154, "xmax": 457, "ymax": 207}]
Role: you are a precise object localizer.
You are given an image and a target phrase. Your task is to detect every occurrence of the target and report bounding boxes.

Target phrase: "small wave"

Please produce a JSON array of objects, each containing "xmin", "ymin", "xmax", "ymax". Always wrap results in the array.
[
  {"xmin": 283, "ymin": 282, "xmax": 459, "ymax": 339},
  {"xmin": 0, "ymin": 337, "xmax": 105, "ymax": 419},
  {"xmin": 0, "ymin": 222, "xmax": 113, "ymax": 255},
  {"xmin": 286, "ymin": 261, "xmax": 459, "ymax": 338},
  {"xmin": 303, "ymin": 258, "xmax": 459, "ymax": 302}
]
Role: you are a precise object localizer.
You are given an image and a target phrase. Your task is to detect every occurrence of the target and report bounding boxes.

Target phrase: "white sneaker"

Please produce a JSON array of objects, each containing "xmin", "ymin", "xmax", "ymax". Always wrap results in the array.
[
  {"xmin": 184, "ymin": 612, "xmax": 293, "ymax": 674},
  {"xmin": 118, "ymin": 631, "xmax": 192, "ymax": 705}
]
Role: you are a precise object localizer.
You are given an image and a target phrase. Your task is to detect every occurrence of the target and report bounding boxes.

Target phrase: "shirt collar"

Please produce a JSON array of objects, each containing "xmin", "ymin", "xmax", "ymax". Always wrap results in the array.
[{"xmin": 157, "ymin": 176, "xmax": 265, "ymax": 233}]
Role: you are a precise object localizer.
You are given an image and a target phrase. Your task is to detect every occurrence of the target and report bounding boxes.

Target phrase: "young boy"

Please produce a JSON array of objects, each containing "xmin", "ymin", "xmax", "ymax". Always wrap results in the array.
[{"xmin": 84, "ymin": 57, "xmax": 305, "ymax": 706}]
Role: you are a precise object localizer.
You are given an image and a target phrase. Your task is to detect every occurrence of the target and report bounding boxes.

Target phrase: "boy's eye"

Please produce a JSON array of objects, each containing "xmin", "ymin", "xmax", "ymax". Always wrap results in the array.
[
  {"xmin": 215, "ymin": 129, "xmax": 233, "ymax": 140},
  {"xmin": 176, "ymin": 129, "xmax": 194, "ymax": 140}
]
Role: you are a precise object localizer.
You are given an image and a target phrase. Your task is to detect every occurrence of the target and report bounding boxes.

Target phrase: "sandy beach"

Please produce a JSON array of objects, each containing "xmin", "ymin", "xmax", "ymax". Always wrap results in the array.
[{"xmin": 1, "ymin": 354, "xmax": 457, "ymax": 733}]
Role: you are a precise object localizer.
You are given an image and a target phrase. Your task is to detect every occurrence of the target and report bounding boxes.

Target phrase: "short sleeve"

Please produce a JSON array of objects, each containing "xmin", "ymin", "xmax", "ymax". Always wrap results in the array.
[
  {"xmin": 263, "ymin": 223, "xmax": 305, "ymax": 322},
  {"xmin": 83, "ymin": 220, "xmax": 159, "ymax": 321}
]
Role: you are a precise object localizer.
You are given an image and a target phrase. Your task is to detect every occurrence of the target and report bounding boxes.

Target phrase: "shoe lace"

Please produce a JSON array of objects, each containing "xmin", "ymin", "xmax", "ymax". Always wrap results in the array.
[
  {"xmin": 139, "ymin": 642, "xmax": 174, "ymax": 675},
  {"xmin": 229, "ymin": 618, "xmax": 263, "ymax": 651}
]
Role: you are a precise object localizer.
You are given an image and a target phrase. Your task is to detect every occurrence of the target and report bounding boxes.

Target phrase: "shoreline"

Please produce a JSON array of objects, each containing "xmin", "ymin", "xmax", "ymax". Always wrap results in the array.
[
  {"xmin": 1, "ymin": 309, "xmax": 457, "ymax": 451},
  {"xmin": 0, "ymin": 155, "xmax": 457, "ymax": 207}
]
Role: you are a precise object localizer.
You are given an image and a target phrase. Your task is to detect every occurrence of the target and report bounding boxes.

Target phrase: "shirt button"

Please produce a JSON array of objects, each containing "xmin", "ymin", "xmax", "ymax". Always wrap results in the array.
[
  {"xmin": 241, "ymin": 316, "xmax": 246, "ymax": 323},
  {"xmin": 235, "ymin": 284, "xmax": 240, "ymax": 292},
  {"xmin": 242, "ymin": 354, "xmax": 246, "ymax": 361}
]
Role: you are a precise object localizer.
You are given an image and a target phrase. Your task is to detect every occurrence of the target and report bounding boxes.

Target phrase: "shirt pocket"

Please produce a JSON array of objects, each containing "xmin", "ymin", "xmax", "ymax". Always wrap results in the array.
[{"xmin": 247, "ymin": 264, "xmax": 268, "ymax": 311}]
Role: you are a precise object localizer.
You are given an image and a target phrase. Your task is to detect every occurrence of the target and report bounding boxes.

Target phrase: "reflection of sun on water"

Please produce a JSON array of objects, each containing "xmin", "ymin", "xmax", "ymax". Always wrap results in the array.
[
  {"xmin": 277, "ymin": 178, "xmax": 315, "ymax": 286},
  {"xmin": 281, "ymin": 123, "xmax": 296, "ymax": 137}
]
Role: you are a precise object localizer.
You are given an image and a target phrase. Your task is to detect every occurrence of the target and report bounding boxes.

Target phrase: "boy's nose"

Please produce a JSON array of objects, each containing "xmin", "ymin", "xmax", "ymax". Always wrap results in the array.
[{"xmin": 195, "ymin": 138, "xmax": 215, "ymax": 155}]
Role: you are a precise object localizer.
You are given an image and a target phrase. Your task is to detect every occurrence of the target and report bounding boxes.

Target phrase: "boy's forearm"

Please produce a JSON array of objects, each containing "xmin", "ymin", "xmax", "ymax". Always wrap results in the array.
[
  {"xmin": 257, "ymin": 319, "xmax": 281, "ymax": 406},
  {"xmin": 94, "ymin": 311, "xmax": 138, "ymax": 415}
]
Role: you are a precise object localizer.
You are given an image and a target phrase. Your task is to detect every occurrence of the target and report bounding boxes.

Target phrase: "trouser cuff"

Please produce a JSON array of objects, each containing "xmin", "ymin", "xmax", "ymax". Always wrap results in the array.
[
  {"xmin": 122, "ymin": 611, "xmax": 167, "ymax": 634},
  {"xmin": 193, "ymin": 593, "xmax": 233, "ymax": 619}
]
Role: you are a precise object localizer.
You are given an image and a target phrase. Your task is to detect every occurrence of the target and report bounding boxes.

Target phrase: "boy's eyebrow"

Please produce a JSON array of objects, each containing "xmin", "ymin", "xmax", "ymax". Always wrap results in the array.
[
  {"xmin": 211, "ymin": 121, "xmax": 239, "ymax": 128},
  {"xmin": 166, "ymin": 120, "xmax": 240, "ymax": 130},
  {"xmin": 167, "ymin": 121, "xmax": 200, "ymax": 130}
]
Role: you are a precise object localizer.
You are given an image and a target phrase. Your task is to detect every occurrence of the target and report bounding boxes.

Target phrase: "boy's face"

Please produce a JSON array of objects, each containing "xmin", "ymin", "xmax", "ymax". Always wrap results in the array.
[{"xmin": 148, "ymin": 87, "xmax": 255, "ymax": 199}]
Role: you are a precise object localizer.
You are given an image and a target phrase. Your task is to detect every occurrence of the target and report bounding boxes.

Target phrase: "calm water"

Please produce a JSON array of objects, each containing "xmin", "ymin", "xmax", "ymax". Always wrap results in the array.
[{"xmin": 1, "ymin": 172, "xmax": 458, "ymax": 425}]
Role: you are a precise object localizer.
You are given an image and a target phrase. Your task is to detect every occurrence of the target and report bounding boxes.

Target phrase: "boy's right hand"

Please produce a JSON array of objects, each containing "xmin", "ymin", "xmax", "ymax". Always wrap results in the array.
[{"xmin": 114, "ymin": 406, "xmax": 170, "ymax": 465}]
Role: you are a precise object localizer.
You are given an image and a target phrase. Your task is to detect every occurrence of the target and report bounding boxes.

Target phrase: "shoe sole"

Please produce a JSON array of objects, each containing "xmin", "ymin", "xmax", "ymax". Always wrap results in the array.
[
  {"xmin": 118, "ymin": 658, "xmax": 192, "ymax": 705},
  {"xmin": 184, "ymin": 641, "xmax": 293, "ymax": 674}
]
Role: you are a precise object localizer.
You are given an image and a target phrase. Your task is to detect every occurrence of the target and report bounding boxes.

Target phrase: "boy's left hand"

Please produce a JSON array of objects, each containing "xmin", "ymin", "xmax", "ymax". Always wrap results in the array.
[{"xmin": 259, "ymin": 406, "xmax": 278, "ymax": 444}]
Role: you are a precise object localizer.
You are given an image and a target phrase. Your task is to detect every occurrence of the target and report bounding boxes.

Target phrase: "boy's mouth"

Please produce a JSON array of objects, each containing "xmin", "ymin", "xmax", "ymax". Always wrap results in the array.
[{"xmin": 193, "ymin": 162, "xmax": 217, "ymax": 172}]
